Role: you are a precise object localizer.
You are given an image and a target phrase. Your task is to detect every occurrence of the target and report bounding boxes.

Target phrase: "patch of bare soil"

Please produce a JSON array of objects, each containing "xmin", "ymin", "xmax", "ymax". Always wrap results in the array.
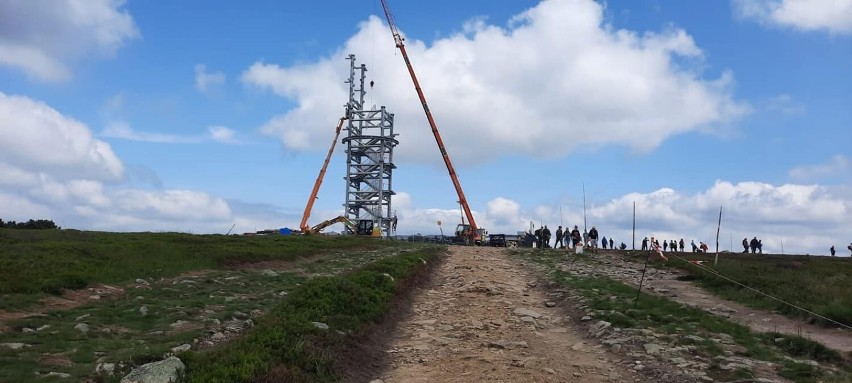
[
  {"xmin": 372, "ymin": 246, "xmax": 641, "ymax": 383},
  {"xmin": 581, "ymin": 251, "xmax": 852, "ymax": 357},
  {"xmin": 0, "ymin": 284, "xmax": 125, "ymax": 325}
]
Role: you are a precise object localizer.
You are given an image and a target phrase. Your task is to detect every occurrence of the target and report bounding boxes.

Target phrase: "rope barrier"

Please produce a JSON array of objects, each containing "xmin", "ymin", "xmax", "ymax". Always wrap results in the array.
[{"xmin": 666, "ymin": 252, "xmax": 852, "ymax": 331}]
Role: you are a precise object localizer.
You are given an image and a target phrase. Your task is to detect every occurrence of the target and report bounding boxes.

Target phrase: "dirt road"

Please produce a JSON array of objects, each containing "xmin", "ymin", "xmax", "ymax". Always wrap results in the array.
[{"xmin": 375, "ymin": 246, "xmax": 637, "ymax": 383}]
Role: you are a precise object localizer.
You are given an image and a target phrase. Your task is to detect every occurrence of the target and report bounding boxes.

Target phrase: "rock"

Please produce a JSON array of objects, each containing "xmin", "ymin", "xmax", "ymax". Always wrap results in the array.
[
  {"xmin": 684, "ymin": 335, "xmax": 705, "ymax": 343},
  {"xmin": 580, "ymin": 315, "xmax": 593, "ymax": 321},
  {"xmin": 381, "ymin": 273, "xmax": 395, "ymax": 282},
  {"xmin": 259, "ymin": 269, "xmax": 278, "ymax": 276},
  {"xmin": 170, "ymin": 344, "xmax": 191, "ymax": 354},
  {"xmin": 96, "ymin": 362, "xmax": 116, "ymax": 375},
  {"xmin": 520, "ymin": 316, "xmax": 536, "ymax": 324},
  {"xmin": 232, "ymin": 311, "xmax": 249, "ymax": 319},
  {"xmin": 512, "ymin": 308, "xmax": 542, "ymax": 319},
  {"xmin": 211, "ymin": 332, "xmax": 226, "ymax": 341},
  {"xmin": 487, "ymin": 340, "xmax": 528, "ymax": 349},
  {"xmin": 139, "ymin": 306, "xmax": 148, "ymax": 316},
  {"xmin": 75, "ymin": 314, "xmax": 91, "ymax": 321},
  {"xmin": 643, "ymin": 343, "xmax": 663, "ymax": 355},
  {"xmin": 545, "ymin": 301, "xmax": 556, "ymax": 307},
  {"xmin": 121, "ymin": 356, "xmax": 185, "ymax": 383},
  {"xmin": 89, "ymin": 294, "xmax": 101, "ymax": 300},
  {"xmin": 22, "ymin": 327, "xmax": 35, "ymax": 333},
  {"xmin": 611, "ymin": 344, "xmax": 622, "ymax": 353},
  {"xmin": 42, "ymin": 372, "xmax": 71, "ymax": 378},
  {"xmin": 543, "ymin": 368, "xmax": 556, "ymax": 374},
  {"xmin": 36, "ymin": 325, "xmax": 51, "ymax": 332},
  {"xmin": 312, "ymin": 322, "xmax": 329, "ymax": 330},
  {"xmin": 75, "ymin": 323, "xmax": 90, "ymax": 334},
  {"xmin": 135, "ymin": 278, "xmax": 149, "ymax": 286},
  {"xmin": 0, "ymin": 342, "xmax": 30, "ymax": 350},
  {"xmin": 169, "ymin": 320, "xmax": 190, "ymax": 329},
  {"xmin": 368, "ymin": 380, "xmax": 384, "ymax": 383}
]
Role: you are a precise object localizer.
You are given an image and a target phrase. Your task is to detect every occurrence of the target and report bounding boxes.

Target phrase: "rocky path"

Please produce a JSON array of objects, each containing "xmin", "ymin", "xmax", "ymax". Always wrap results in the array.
[
  {"xmin": 374, "ymin": 246, "xmax": 637, "ymax": 383},
  {"xmin": 564, "ymin": 251, "xmax": 852, "ymax": 356}
]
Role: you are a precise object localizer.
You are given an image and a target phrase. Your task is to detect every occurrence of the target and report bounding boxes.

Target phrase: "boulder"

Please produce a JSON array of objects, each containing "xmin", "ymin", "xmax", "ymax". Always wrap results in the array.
[{"xmin": 121, "ymin": 356, "xmax": 185, "ymax": 383}]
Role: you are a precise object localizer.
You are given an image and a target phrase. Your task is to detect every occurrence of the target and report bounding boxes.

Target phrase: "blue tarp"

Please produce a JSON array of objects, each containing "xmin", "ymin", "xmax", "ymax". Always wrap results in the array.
[{"xmin": 279, "ymin": 227, "xmax": 292, "ymax": 235}]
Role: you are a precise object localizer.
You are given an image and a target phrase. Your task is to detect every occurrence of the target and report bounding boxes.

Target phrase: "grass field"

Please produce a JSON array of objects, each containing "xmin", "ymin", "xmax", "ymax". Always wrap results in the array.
[
  {"xmin": 0, "ymin": 229, "xmax": 436, "ymax": 383},
  {"xmin": 646, "ymin": 251, "xmax": 852, "ymax": 328},
  {"xmin": 0, "ymin": 229, "xmax": 401, "ymax": 311},
  {"xmin": 516, "ymin": 250, "xmax": 852, "ymax": 383}
]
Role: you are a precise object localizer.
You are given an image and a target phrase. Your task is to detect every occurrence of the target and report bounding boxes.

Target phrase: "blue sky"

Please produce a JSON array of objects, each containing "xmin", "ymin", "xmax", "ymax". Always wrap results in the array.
[{"xmin": 0, "ymin": 0, "xmax": 850, "ymax": 255}]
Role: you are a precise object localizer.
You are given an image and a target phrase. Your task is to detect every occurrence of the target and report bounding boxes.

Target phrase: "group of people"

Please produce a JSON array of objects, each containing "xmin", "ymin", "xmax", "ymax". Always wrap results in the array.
[
  {"xmin": 829, "ymin": 243, "xmax": 852, "ymax": 257},
  {"xmin": 641, "ymin": 237, "xmax": 709, "ymax": 253},
  {"xmin": 741, "ymin": 237, "xmax": 763, "ymax": 254},
  {"xmin": 533, "ymin": 224, "xmax": 626, "ymax": 250}
]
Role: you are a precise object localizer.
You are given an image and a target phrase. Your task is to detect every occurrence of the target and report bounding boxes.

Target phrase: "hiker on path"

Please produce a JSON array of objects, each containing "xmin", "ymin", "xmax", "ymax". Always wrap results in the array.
[
  {"xmin": 830, "ymin": 246, "xmax": 836, "ymax": 257},
  {"xmin": 571, "ymin": 226, "xmax": 582, "ymax": 249},
  {"xmin": 588, "ymin": 226, "xmax": 599, "ymax": 249},
  {"xmin": 742, "ymin": 238, "xmax": 749, "ymax": 253},
  {"xmin": 750, "ymin": 237, "xmax": 759, "ymax": 254},
  {"xmin": 542, "ymin": 226, "xmax": 552, "ymax": 249},
  {"xmin": 609, "ymin": 238, "xmax": 614, "ymax": 249},
  {"xmin": 601, "ymin": 236, "xmax": 608, "ymax": 249},
  {"xmin": 642, "ymin": 237, "xmax": 648, "ymax": 251},
  {"xmin": 555, "ymin": 226, "xmax": 564, "ymax": 249}
]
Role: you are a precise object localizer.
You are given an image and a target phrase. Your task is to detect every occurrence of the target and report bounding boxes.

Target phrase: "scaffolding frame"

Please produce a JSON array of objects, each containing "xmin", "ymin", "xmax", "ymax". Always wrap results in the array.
[{"xmin": 343, "ymin": 54, "xmax": 398, "ymax": 237}]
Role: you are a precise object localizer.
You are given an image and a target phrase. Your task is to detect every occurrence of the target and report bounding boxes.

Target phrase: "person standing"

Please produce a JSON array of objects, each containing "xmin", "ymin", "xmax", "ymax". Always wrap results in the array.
[
  {"xmin": 588, "ymin": 226, "xmax": 599, "ymax": 249},
  {"xmin": 642, "ymin": 237, "xmax": 648, "ymax": 251},
  {"xmin": 609, "ymin": 238, "xmax": 614, "ymax": 250},
  {"xmin": 679, "ymin": 238, "xmax": 685, "ymax": 252},
  {"xmin": 691, "ymin": 240, "xmax": 697, "ymax": 252},
  {"xmin": 542, "ymin": 225, "xmax": 552, "ymax": 249},
  {"xmin": 555, "ymin": 226, "xmax": 564, "ymax": 249},
  {"xmin": 663, "ymin": 240, "xmax": 668, "ymax": 252},
  {"xmin": 830, "ymin": 246, "xmax": 836, "ymax": 257},
  {"xmin": 571, "ymin": 225, "xmax": 582, "ymax": 249},
  {"xmin": 750, "ymin": 237, "xmax": 759, "ymax": 254},
  {"xmin": 848, "ymin": 243, "xmax": 852, "ymax": 256},
  {"xmin": 742, "ymin": 238, "xmax": 749, "ymax": 253}
]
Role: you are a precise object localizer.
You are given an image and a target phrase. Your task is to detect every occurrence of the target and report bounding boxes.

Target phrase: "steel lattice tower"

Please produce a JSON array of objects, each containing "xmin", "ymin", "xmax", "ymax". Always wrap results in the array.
[{"xmin": 343, "ymin": 54, "xmax": 398, "ymax": 237}]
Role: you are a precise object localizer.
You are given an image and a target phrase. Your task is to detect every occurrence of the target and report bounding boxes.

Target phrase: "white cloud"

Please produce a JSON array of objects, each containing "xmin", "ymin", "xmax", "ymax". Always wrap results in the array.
[
  {"xmin": 101, "ymin": 121, "xmax": 199, "ymax": 144},
  {"xmin": 195, "ymin": 64, "xmax": 226, "ymax": 93},
  {"xmin": 789, "ymin": 154, "xmax": 851, "ymax": 180},
  {"xmin": 101, "ymin": 122, "xmax": 240, "ymax": 145},
  {"xmin": 765, "ymin": 94, "xmax": 806, "ymax": 115},
  {"xmin": 242, "ymin": 0, "xmax": 748, "ymax": 164},
  {"xmin": 734, "ymin": 0, "xmax": 852, "ymax": 34},
  {"xmin": 0, "ymin": 94, "xmax": 271, "ymax": 234},
  {"xmin": 0, "ymin": 92, "xmax": 124, "ymax": 181},
  {"xmin": 207, "ymin": 126, "xmax": 236, "ymax": 143},
  {"xmin": 0, "ymin": 0, "xmax": 140, "ymax": 82}
]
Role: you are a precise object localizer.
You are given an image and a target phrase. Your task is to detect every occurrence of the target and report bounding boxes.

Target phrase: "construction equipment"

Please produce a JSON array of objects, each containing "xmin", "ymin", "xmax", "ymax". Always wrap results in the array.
[
  {"xmin": 299, "ymin": 116, "xmax": 347, "ymax": 233},
  {"xmin": 380, "ymin": 0, "xmax": 482, "ymax": 245},
  {"xmin": 305, "ymin": 215, "xmax": 380, "ymax": 237}
]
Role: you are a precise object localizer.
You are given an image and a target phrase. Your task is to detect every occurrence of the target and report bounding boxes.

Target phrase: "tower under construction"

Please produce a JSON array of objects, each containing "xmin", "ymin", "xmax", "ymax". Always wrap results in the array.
[{"xmin": 343, "ymin": 54, "xmax": 398, "ymax": 237}]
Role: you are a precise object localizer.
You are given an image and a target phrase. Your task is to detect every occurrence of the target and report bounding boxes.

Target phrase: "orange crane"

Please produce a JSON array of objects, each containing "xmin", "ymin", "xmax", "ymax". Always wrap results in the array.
[
  {"xmin": 299, "ymin": 116, "xmax": 347, "ymax": 233},
  {"xmin": 379, "ymin": 0, "xmax": 482, "ymax": 244}
]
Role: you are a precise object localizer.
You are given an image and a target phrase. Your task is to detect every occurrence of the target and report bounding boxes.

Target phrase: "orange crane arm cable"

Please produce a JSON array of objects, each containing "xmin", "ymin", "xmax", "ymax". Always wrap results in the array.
[
  {"xmin": 299, "ymin": 117, "xmax": 347, "ymax": 232},
  {"xmin": 379, "ymin": 0, "xmax": 478, "ymax": 234}
]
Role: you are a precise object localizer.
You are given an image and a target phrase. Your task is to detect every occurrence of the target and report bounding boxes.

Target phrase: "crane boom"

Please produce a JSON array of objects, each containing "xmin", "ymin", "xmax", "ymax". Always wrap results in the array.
[
  {"xmin": 299, "ymin": 117, "xmax": 347, "ymax": 232},
  {"xmin": 379, "ymin": 0, "xmax": 479, "ymax": 237}
]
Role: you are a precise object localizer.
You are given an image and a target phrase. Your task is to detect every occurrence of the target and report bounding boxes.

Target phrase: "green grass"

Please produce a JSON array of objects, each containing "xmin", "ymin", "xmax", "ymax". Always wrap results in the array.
[
  {"xmin": 0, "ymin": 229, "xmax": 402, "ymax": 308},
  {"xmin": 516, "ymin": 250, "xmax": 852, "ymax": 383},
  {"xmin": 181, "ymin": 246, "xmax": 443, "ymax": 383},
  {"xmin": 643, "ymin": 251, "xmax": 852, "ymax": 327},
  {"xmin": 0, "ymin": 230, "xmax": 430, "ymax": 383}
]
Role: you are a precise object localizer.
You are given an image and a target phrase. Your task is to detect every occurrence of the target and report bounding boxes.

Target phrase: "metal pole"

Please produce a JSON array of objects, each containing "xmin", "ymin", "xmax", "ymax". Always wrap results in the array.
[
  {"xmin": 582, "ymin": 184, "xmax": 587, "ymax": 237},
  {"xmin": 714, "ymin": 206, "xmax": 722, "ymax": 265},
  {"xmin": 634, "ymin": 251, "xmax": 653, "ymax": 307},
  {"xmin": 632, "ymin": 201, "xmax": 636, "ymax": 250}
]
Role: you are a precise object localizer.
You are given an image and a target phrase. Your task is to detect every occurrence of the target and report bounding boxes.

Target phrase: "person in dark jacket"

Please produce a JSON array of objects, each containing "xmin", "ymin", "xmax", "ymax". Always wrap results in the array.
[
  {"xmin": 542, "ymin": 226, "xmax": 552, "ymax": 249},
  {"xmin": 750, "ymin": 237, "xmax": 759, "ymax": 254},
  {"xmin": 588, "ymin": 226, "xmax": 599, "ymax": 249},
  {"xmin": 742, "ymin": 238, "xmax": 749, "ymax": 253},
  {"xmin": 571, "ymin": 226, "xmax": 582, "ymax": 249},
  {"xmin": 555, "ymin": 226, "xmax": 564, "ymax": 249}
]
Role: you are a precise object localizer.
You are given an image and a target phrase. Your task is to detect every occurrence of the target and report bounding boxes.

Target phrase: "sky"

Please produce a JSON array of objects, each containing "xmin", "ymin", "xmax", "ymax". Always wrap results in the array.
[{"xmin": 0, "ymin": 0, "xmax": 850, "ymax": 256}]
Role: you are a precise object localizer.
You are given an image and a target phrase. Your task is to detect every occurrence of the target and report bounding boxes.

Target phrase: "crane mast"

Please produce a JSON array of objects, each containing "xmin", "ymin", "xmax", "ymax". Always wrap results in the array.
[
  {"xmin": 379, "ymin": 0, "xmax": 479, "ymax": 238},
  {"xmin": 299, "ymin": 116, "xmax": 347, "ymax": 232}
]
